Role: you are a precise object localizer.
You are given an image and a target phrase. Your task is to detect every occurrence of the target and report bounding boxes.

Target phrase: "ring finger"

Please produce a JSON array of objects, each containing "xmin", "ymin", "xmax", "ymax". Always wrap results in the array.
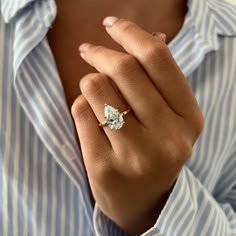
[
  {"xmin": 80, "ymin": 73, "xmax": 142, "ymax": 148},
  {"xmin": 79, "ymin": 45, "xmax": 170, "ymax": 127}
]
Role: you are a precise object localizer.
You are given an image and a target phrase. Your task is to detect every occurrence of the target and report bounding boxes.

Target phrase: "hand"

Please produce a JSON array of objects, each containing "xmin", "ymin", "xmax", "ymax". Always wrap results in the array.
[{"xmin": 72, "ymin": 17, "xmax": 204, "ymax": 235}]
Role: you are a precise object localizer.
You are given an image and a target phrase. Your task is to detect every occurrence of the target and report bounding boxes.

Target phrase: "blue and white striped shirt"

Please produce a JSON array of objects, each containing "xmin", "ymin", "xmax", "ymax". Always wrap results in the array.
[{"xmin": 0, "ymin": 0, "xmax": 236, "ymax": 235}]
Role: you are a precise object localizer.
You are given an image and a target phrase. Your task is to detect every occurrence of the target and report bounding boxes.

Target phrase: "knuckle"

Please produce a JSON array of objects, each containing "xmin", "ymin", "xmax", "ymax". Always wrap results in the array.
[
  {"xmin": 142, "ymin": 42, "xmax": 169, "ymax": 64},
  {"xmin": 163, "ymin": 136, "xmax": 192, "ymax": 165},
  {"xmin": 132, "ymin": 159, "xmax": 151, "ymax": 177},
  {"xmin": 112, "ymin": 54, "xmax": 138, "ymax": 76},
  {"xmin": 178, "ymin": 139, "xmax": 193, "ymax": 161},
  {"xmin": 80, "ymin": 73, "xmax": 108, "ymax": 98},
  {"xmin": 92, "ymin": 45, "xmax": 106, "ymax": 55},
  {"xmin": 188, "ymin": 110, "xmax": 205, "ymax": 139},
  {"xmin": 119, "ymin": 20, "xmax": 136, "ymax": 35},
  {"xmin": 122, "ymin": 148, "xmax": 153, "ymax": 177},
  {"xmin": 194, "ymin": 113, "xmax": 205, "ymax": 137},
  {"xmin": 71, "ymin": 96, "xmax": 90, "ymax": 121}
]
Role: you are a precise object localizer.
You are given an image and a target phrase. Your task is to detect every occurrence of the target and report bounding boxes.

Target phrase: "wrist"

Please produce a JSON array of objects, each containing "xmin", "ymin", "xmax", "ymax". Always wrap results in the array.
[{"xmin": 123, "ymin": 187, "xmax": 173, "ymax": 236}]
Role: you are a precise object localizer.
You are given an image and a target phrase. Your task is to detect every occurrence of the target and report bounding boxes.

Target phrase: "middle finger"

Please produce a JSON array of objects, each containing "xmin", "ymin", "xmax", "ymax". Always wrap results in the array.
[
  {"xmin": 80, "ymin": 73, "xmax": 142, "ymax": 146},
  {"xmin": 79, "ymin": 44, "xmax": 170, "ymax": 125}
]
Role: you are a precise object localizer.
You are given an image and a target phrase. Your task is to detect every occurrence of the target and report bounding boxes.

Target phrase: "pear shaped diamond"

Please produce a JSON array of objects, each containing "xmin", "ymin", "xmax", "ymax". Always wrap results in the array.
[{"xmin": 104, "ymin": 104, "xmax": 124, "ymax": 130}]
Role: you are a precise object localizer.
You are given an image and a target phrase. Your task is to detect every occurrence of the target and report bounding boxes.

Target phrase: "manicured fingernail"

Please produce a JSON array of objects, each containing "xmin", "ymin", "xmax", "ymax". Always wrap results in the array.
[
  {"xmin": 152, "ymin": 32, "xmax": 166, "ymax": 43},
  {"xmin": 103, "ymin": 16, "xmax": 119, "ymax": 27},
  {"xmin": 79, "ymin": 43, "xmax": 93, "ymax": 53}
]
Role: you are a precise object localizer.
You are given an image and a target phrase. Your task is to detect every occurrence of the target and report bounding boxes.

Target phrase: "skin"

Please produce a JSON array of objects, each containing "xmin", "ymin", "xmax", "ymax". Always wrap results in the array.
[
  {"xmin": 47, "ymin": 0, "xmax": 187, "ymax": 108},
  {"xmin": 48, "ymin": 1, "xmax": 204, "ymax": 235}
]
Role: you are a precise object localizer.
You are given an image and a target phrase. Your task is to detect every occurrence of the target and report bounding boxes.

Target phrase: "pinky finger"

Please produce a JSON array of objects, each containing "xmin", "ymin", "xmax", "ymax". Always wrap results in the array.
[{"xmin": 71, "ymin": 95, "xmax": 112, "ymax": 168}]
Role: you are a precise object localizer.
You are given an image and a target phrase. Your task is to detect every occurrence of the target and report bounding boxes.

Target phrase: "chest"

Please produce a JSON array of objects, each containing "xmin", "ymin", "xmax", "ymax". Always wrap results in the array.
[
  {"xmin": 47, "ymin": 22, "xmax": 123, "ymax": 110},
  {"xmin": 47, "ymin": 31, "xmax": 96, "ymax": 109}
]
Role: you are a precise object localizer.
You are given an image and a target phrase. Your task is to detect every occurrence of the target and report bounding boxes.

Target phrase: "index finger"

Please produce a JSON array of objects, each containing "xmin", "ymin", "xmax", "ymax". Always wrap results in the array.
[{"xmin": 103, "ymin": 17, "xmax": 200, "ymax": 120}]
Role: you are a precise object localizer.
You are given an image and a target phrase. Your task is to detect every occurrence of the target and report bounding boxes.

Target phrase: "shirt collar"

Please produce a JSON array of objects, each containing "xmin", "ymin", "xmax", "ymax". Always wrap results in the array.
[
  {"xmin": 187, "ymin": 0, "xmax": 236, "ymax": 50},
  {"xmin": 1, "ymin": 0, "xmax": 56, "ymax": 28},
  {"xmin": 2, "ymin": 0, "xmax": 236, "ymax": 45},
  {"xmin": 1, "ymin": 0, "xmax": 35, "ymax": 23}
]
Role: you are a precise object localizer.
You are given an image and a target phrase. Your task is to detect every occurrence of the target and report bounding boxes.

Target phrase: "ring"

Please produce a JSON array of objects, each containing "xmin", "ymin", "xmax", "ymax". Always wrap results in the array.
[{"xmin": 99, "ymin": 104, "xmax": 131, "ymax": 130}]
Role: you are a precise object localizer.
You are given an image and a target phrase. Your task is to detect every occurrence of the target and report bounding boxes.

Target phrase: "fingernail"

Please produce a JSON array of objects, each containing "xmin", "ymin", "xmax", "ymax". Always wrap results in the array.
[
  {"xmin": 152, "ymin": 32, "xmax": 166, "ymax": 43},
  {"xmin": 103, "ymin": 16, "xmax": 119, "ymax": 27},
  {"xmin": 78, "ymin": 43, "xmax": 93, "ymax": 53}
]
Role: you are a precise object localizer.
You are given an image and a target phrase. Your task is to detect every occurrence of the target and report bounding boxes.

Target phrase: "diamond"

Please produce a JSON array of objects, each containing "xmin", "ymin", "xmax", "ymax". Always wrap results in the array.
[{"xmin": 104, "ymin": 104, "xmax": 125, "ymax": 130}]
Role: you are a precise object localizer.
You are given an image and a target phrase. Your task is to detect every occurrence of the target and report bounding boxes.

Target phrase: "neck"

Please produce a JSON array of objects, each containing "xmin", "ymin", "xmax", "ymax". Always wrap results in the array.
[{"xmin": 54, "ymin": 0, "xmax": 188, "ymax": 43}]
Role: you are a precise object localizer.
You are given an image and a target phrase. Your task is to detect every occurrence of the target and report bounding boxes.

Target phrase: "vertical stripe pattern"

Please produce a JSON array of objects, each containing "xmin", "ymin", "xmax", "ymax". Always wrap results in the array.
[{"xmin": 0, "ymin": 0, "xmax": 236, "ymax": 235}]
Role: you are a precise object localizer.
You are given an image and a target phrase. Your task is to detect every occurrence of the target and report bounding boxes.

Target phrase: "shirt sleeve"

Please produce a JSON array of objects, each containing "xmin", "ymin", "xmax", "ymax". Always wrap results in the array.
[
  {"xmin": 143, "ymin": 165, "xmax": 236, "ymax": 236},
  {"xmin": 94, "ymin": 165, "xmax": 236, "ymax": 236}
]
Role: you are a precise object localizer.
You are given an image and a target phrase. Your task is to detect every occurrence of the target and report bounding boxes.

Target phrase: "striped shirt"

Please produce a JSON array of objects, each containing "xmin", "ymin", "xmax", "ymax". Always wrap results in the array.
[{"xmin": 0, "ymin": 0, "xmax": 236, "ymax": 235}]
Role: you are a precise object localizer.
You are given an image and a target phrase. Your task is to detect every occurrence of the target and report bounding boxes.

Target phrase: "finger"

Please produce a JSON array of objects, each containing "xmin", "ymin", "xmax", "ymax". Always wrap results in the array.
[
  {"xmin": 79, "ymin": 73, "xmax": 142, "ymax": 147},
  {"xmin": 79, "ymin": 44, "xmax": 170, "ymax": 126},
  {"xmin": 102, "ymin": 17, "xmax": 200, "ymax": 120},
  {"xmin": 71, "ymin": 95, "xmax": 111, "ymax": 166}
]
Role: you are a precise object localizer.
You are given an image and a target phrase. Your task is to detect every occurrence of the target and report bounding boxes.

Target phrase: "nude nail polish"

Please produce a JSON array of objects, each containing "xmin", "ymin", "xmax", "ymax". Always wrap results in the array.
[{"xmin": 103, "ymin": 16, "xmax": 119, "ymax": 27}]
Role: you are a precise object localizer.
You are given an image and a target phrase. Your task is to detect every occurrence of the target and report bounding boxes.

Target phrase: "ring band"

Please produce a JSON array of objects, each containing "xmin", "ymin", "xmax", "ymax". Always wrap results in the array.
[{"xmin": 99, "ymin": 104, "xmax": 131, "ymax": 130}]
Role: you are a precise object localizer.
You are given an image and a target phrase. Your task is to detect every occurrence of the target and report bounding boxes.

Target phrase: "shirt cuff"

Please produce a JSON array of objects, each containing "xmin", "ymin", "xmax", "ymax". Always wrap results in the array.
[
  {"xmin": 94, "ymin": 165, "xmax": 227, "ymax": 236},
  {"xmin": 93, "ymin": 167, "xmax": 187, "ymax": 236},
  {"xmin": 142, "ymin": 165, "xmax": 234, "ymax": 235},
  {"xmin": 93, "ymin": 203, "xmax": 128, "ymax": 236},
  {"xmin": 142, "ymin": 165, "xmax": 193, "ymax": 235}
]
